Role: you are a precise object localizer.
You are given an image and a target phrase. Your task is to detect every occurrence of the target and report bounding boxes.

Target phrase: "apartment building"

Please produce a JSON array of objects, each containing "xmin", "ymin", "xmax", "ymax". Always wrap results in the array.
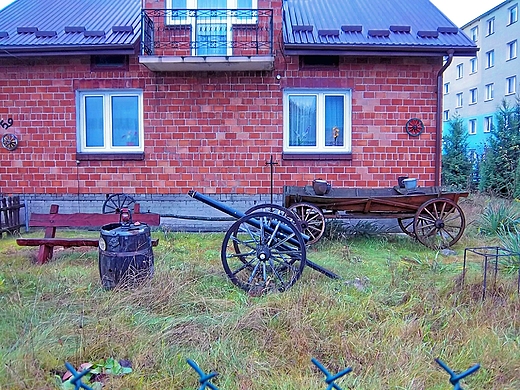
[{"xmin": 442, "ymin": 0, "xmax": 519, "ymax": 154}]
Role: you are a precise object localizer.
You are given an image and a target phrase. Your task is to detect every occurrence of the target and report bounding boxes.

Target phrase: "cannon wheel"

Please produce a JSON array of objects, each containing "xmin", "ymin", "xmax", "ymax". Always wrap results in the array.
[
  {"xmin": 245, "ymin": 203, "xmax": 303, "ymax": 232},
  {"xmin": 413, "ymin": 198, "xmax": 466, "ymax": 249},
  {"xmin": 102, "ymin": 193, "xmax": 136, "ymax": 214},
  {"xmin": 221, "ymin": 211, "xmax": 306, "ymax": 294},
  {"xmin": 288, "ymin": 202, "xmax": 325, "ymax": 245},
  {"xmin": 397, "ymin": 217, "xmax": 416, "ymax": 238}
]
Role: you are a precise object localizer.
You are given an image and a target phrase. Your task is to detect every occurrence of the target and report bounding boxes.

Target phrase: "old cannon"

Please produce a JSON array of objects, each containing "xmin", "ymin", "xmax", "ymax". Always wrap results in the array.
[{"xmin": 188, "ymin": 190, "xmax": 340, "ymax": 294}]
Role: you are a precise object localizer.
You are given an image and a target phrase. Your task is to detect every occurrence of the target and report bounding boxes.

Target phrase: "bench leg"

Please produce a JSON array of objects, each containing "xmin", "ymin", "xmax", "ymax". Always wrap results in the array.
[{"xmin": 37, "ymin": 204, "xmax": 59, "ymax": 265}]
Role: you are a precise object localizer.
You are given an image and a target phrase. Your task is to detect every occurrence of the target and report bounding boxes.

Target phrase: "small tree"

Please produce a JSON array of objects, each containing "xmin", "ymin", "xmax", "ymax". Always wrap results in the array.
[
  {"xmin": 442, "ymin": 115, "xmax": 473, "ymax": 190},
  {"xmin": 479, "ymin": 99, "xmax": 520, "ymax": 198}
]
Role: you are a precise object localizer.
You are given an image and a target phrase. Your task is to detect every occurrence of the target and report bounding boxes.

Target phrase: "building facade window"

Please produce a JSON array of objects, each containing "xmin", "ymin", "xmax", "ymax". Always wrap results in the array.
[
  {"xmin": 470, "ymin": 57, "xmax": 478, "ymax": 73},
  {"xmin": 469, "ymin": 119, "xmax": 477, "ymax": 135},
  {"xmin": 469, "ymin": 88, "xmax": 478, "ymax": 104},
  {"xmin": 508, "ymin": 40, "xmax": 518, "ymax": 60},
  {"xmin": 484, "ymin": 116, "xmax": 493, "ymax": 133},
  {"xmin": 509, "ymin": 4, "xmax": 518, "ymax": 25},
  {"xmin": 486, "ymin": 17, "xmax": 495, "ymax": 36},
  {"xmin": 486, "ymin": 50, "xmax": 495, "ymax": 68},
  {"xmin": 456, "ymin": 63, "xmax": 463, "ymax": 79},
  {"xmin": 283, "ymin": 89, "xmax": 352, "ymax": 154},
  {"xmin": 485, "ymin": 83, "xmax": 494, "ymax": 101},
  {"xmin": 506, "ymin": 75, "xmax": 517, "ymax": 95},
  {"xmin": 456, "ymin": 92, "xmax": 463, "ymax": 108},
  {"xmin": 444, "ymin": 82, "xmax": 450, "ymax": 95},
  {"xmin": 443, "ymin": 110, "xmax": 450, "ymax": 121},
  {"xmin": 470, "ymin": 26, "xmax": 478, "ymax": 42},
  {"xmin": 77, "ymin": 90, "xmax": 144, "ymax": 153}
]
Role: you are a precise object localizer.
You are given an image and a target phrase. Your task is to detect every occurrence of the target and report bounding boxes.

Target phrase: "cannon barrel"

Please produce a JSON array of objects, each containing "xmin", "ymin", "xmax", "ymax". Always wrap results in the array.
[{"xmin": 188, "ymin": 190, "xmax": 310, "ymax": 242}]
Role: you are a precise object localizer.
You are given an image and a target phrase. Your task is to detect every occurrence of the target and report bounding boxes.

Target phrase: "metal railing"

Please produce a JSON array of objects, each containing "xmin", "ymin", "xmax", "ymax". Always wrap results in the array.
[{"xmin": 141, "ymin": 8, "xmax": 274, "ymax": 57}]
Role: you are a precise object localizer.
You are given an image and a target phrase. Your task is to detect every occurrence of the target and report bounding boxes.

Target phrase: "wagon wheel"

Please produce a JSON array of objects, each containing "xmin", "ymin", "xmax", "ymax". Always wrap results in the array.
[
  {"xmin": 102, "ymin": 193, "xmax": 136, "ymax": 214},
  {"xmin": 288, "ymin": 202, "xmax": 325, "ymax": 245},
  {"xmin": 413, "ymin": 198, "xmax": 466, "ymax": 249},
  {"xmin": 397, "ymin": 217, "xmax": 416, "ymax": 238},
  {"xmin": 221, "ymin": 211, "xmax": 306, "ymax": 294},
  {"xmin": 245, "ymin": 203, "xmax": 303, "ymax": 232}
]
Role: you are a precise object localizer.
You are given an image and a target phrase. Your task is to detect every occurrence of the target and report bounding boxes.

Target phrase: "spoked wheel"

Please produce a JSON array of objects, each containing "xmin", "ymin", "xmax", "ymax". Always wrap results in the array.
[
  {"xmin": 102, "ymin": 193, "xmax": 136, "ymax": 214},
  {"xmin": 413, "ymin": 198, "xmax": 466, "ymax": 249},
  {"xmin": 397, "ymin": 217, "xmax": 416, "ymax": 238},
  {"xmin": 288, "ymin": 202, "xmax": 325, "ymax": 245},
  {"xmin": 245, "ymin": 203, "xmax": 303, "ymax": 232},
  {"xmin": 221, "ymin": 211, "xmax": 306, "ymax": 294}
]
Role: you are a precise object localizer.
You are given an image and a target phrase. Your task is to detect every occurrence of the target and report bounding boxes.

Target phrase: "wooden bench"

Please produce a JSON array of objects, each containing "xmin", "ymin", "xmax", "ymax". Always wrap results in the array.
[{"xmin": 16, "ymin": 204, "xmax": 161, "ymax": 264}]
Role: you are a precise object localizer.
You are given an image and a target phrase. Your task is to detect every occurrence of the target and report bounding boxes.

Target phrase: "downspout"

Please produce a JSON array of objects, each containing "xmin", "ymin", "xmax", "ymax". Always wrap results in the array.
[{"xmin": 435, "ymin": 49, "xmax": 454, "ymax": 186}]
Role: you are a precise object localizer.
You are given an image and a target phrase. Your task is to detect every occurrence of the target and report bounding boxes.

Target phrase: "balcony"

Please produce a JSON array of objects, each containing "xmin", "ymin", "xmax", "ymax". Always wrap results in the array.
[{"xmin": 139, "ymin": 8, "xmax": 274, "ymax": 72}]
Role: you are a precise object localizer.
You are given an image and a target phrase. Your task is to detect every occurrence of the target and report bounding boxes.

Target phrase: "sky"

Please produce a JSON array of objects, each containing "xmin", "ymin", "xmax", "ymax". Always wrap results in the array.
[{"xmin": 0, "ymin": 0, "xmax": 507, "ymax": 27}]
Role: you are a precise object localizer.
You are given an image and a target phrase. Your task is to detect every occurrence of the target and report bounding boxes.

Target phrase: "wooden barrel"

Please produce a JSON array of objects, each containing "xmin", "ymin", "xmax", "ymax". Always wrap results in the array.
[{"xmin": 98, "ymin": 222, "xmax": 154, "ymax": 289}]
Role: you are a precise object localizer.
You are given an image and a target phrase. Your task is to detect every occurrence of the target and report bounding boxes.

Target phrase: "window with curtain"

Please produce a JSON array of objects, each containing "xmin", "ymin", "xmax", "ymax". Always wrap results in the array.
[
  {"xmin": 78, "ymin": 90, "xmax": 143, "ymax": 153},
  {"xmin": 284, "ymin": 90, "xmax": 351, "ymax": 154}
]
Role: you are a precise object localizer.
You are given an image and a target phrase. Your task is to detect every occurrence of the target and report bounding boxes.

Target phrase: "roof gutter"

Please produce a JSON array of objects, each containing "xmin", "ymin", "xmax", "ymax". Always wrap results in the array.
[{"xmin": 435, "ymin": 49, "xmax": 454, "ymax": 186}]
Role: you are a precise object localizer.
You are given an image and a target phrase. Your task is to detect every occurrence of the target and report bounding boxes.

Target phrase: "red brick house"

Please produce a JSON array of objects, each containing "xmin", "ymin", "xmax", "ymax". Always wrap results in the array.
[{"xmin": 0, "ymin": 0, "xmax": 476, "ymax": 223}]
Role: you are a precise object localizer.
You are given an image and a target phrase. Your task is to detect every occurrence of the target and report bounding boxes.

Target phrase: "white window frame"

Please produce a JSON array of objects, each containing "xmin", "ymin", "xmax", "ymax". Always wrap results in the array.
[
  {"xmin": 486, "ymin": 17, "xmax": 495, "ymax": 36},
  {"xmin": 469, "ymin": 88, "xmax": 477, "ymax": 105},
  {"xmin": 470, "ymin": 57, "xmax": 478, "ymax": 74},
  {"xmin": 77, "ymin": 90, "xmax": 144, "ymax": 153},
  {"xmin": 443, "ymin": 110, "xmax": 449, "ymax": 121},
  {"xmin": 470, "ymin": 26, "xmax": 478, "ymax": 42},
  {"xmin": 486, "ymin": 50, "xmax": 495, "ymax": 68},
  {"xmin": 485, "ymin": 83, "xmax": 494, "ymax": 101},
  {"xmin": 456, "ymin": 92, "xmax": 463, "ymax": 108},
  {"xmin": 509, "ymin": 4, "xmax": 518, "ymax": 25},
  {"xmin": 508, "ymin": 40, "xmax": 517, "ymax": 60},
  {"xmin": 443, "ymin": 82, "xmax": 450, "ymax": 95},
  {"xmin": 506, "ymin": 75, "xmax": 517, "ymax": 95},
  {"xmin": 484, "ymin": 116, "xmax": 493, "ymax": 133},
  {"xmin": 166, "ymin": 0, "xmax": 258, "ymax": 56},
  {"xmin": 283, "ymin": 89, "xmax": 352, "ymax": 154},
  {"xmin": 468, "ymin": 119, "xmax": 477, "ymax": 135},
  {"xmin": 456, "ymin": 63, "xmax": 463, "ymax": 79}
]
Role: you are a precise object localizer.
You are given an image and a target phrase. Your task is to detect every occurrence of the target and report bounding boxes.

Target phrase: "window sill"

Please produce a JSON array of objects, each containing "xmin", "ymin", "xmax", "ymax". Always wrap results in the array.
[
  {"xmin": 76, "ymin": 152, "xmax": 145, "ymax": 161},
  {"xmin": 282, "ymin": 153, "xmax": 352, "ymax": 161}
]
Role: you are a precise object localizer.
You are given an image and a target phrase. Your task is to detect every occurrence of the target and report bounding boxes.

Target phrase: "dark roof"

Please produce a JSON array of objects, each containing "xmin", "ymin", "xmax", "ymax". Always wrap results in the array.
[
  {"xmin": 283, "ymin": 0, "xmax": 478, "ymax": 57},
  {"xmin": 0, "ymin": 0, "xmax": 140, "ymax": 57}
]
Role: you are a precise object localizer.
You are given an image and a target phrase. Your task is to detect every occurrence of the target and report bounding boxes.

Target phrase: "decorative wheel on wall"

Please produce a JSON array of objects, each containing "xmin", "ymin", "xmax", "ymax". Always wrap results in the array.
[
  {"xmin": 2, "ymin": 133, "xmax": 18, "ymax": 151},
  {"xmin": 405, "ymin": 118, "xmax": 425, "ymax": 137},
  {"xmin": 102, "ymin": 193, "xmax": 136, "ymax": 214}
]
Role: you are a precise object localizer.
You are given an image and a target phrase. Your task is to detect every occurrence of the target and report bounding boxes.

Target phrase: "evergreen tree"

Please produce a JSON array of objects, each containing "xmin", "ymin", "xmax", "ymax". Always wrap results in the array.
[
  {"xmin": 441, "ymin": 115, "xmax": 473, "ymax": 190},
  {"xmin": 479, "ymin": 99, "xmax": 520, "ymax": 198}
]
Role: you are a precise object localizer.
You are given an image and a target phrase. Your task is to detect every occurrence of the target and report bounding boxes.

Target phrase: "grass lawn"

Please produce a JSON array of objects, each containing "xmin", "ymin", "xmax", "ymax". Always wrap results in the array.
[{"xmin": 0, "ymin": 194, "xmax": 519, "ymax": 389}]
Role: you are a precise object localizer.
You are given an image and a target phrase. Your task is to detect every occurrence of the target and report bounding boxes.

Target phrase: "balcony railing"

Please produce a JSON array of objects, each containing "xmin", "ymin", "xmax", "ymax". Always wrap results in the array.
[{"xmin": 140, "ymin": 8, "xmax": 274, "ymax": 71}]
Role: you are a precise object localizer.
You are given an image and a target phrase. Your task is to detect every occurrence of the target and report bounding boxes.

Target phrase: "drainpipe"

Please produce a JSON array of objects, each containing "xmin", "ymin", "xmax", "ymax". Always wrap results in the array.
[{"xmin": 435, "ymin": 49, "xmax": 454, "ymax": 187}]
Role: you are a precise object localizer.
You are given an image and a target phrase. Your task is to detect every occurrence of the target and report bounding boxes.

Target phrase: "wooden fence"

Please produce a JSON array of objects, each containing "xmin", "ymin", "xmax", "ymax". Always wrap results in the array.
[{"xmin": 0, "ymin": 195, "xmax": 25, "ymax": 237}]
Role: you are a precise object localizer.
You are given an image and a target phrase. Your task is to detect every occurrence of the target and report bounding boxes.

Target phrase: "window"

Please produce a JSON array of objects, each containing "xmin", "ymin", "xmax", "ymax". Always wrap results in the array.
[
  {"xmin": 456, "ymin": 92, "xmax": 463, "ymax": 108},
  {"xmin": 509, "ymin": 4, "xmax": 518, "ymax": 25},
  {"xmin": 485, "ymin": 83, "xmax": 494, "ymax": 101},
  {"xmin": 443, "ymin": 82, "xmax": 450, "ymax": 95},
  {"xmin": 469, "ymin": 88, "xmax": 478, "ymax": 104},
  {"xmin": 283, "ymin": 90, "xmax": 352, "ymax": 154},
  {"xmin": 166, "ymin": 0, "xmax": 258, "ymax": 56},
  {"xmin": 470, "ymin": 57, "xmax": 478, "ymax": 73},
  {"xmin": 484, "ymin": 116, "xmax": 493, "ymax": 133},
  {"xmin": 486, "ymin": 17, "xmax": 495, "ymax": 36},
  {"xmin": 508, "ymin": 40, "xmax": 518, "ymax": 60},
  {"xmin": 486, "ymin": 50, "xmax": 495, "ymax": 68},
  {"xmin": 470, "ymin": 26, "xmax": 478, "ymax": 42},
  {"xmin": 77, "ymin": 90, "xmax": 144, "ymax": 154},
  {"xmin": 443, "ymin": 110, "xmax": 450, "ymax": 121},
  {"xmin": 469, "ymin": 119, "xmax": 477, "ymax": 135},
  {"xmin": 456, "ymin": 63, "xmax": 463, "ymax": 79},
  {"xmin": 506, "ymin": 75, "xmax": 517, "ymax": 95}
]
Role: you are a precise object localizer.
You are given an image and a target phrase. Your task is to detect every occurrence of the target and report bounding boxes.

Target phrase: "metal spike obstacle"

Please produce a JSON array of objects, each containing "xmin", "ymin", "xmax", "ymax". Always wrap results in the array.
[
  {"xmin": 435, "ymin": 358, "xmax": 480, "ymax": 390},
  {"xmin": 311, "ymin": 357, "xmax": 353, "ymax": 390},
  {"xmin": 187, "ymin": 359, "xmax": 220, "ymax": 390}
]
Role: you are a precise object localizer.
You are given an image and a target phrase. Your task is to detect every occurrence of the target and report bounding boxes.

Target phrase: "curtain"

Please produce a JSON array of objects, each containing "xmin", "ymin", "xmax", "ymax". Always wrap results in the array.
[
  {"xmin": 325, "ymin": 95, "xmax": 344, "ymax": 146},
  {"xmin": 289, "ymin": 95, "xmax": 316, "ymax": 146},
  {"xmin": 85, "ymin": 96, "xmax": 104, "ymax": 147},
  {"xmin": 111, "ymin": 96, "xmax": 139, "ymax": 147}
]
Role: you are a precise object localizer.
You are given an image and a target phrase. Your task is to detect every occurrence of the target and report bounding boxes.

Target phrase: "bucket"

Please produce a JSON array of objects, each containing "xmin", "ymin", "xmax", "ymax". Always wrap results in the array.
[
  {"xmin": 98, "ymin": 222, "xmax": 154, "ymax": 289},
  {"xmin": 403, "ymin": 178, "xmax": 417, "ymax": 190}
]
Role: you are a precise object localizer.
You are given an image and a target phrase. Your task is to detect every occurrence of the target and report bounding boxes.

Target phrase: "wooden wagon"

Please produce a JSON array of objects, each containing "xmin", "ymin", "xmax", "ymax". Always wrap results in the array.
[{"xmin": 283, "ymin": 185, "xmax": 469, "ymax": 249}]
